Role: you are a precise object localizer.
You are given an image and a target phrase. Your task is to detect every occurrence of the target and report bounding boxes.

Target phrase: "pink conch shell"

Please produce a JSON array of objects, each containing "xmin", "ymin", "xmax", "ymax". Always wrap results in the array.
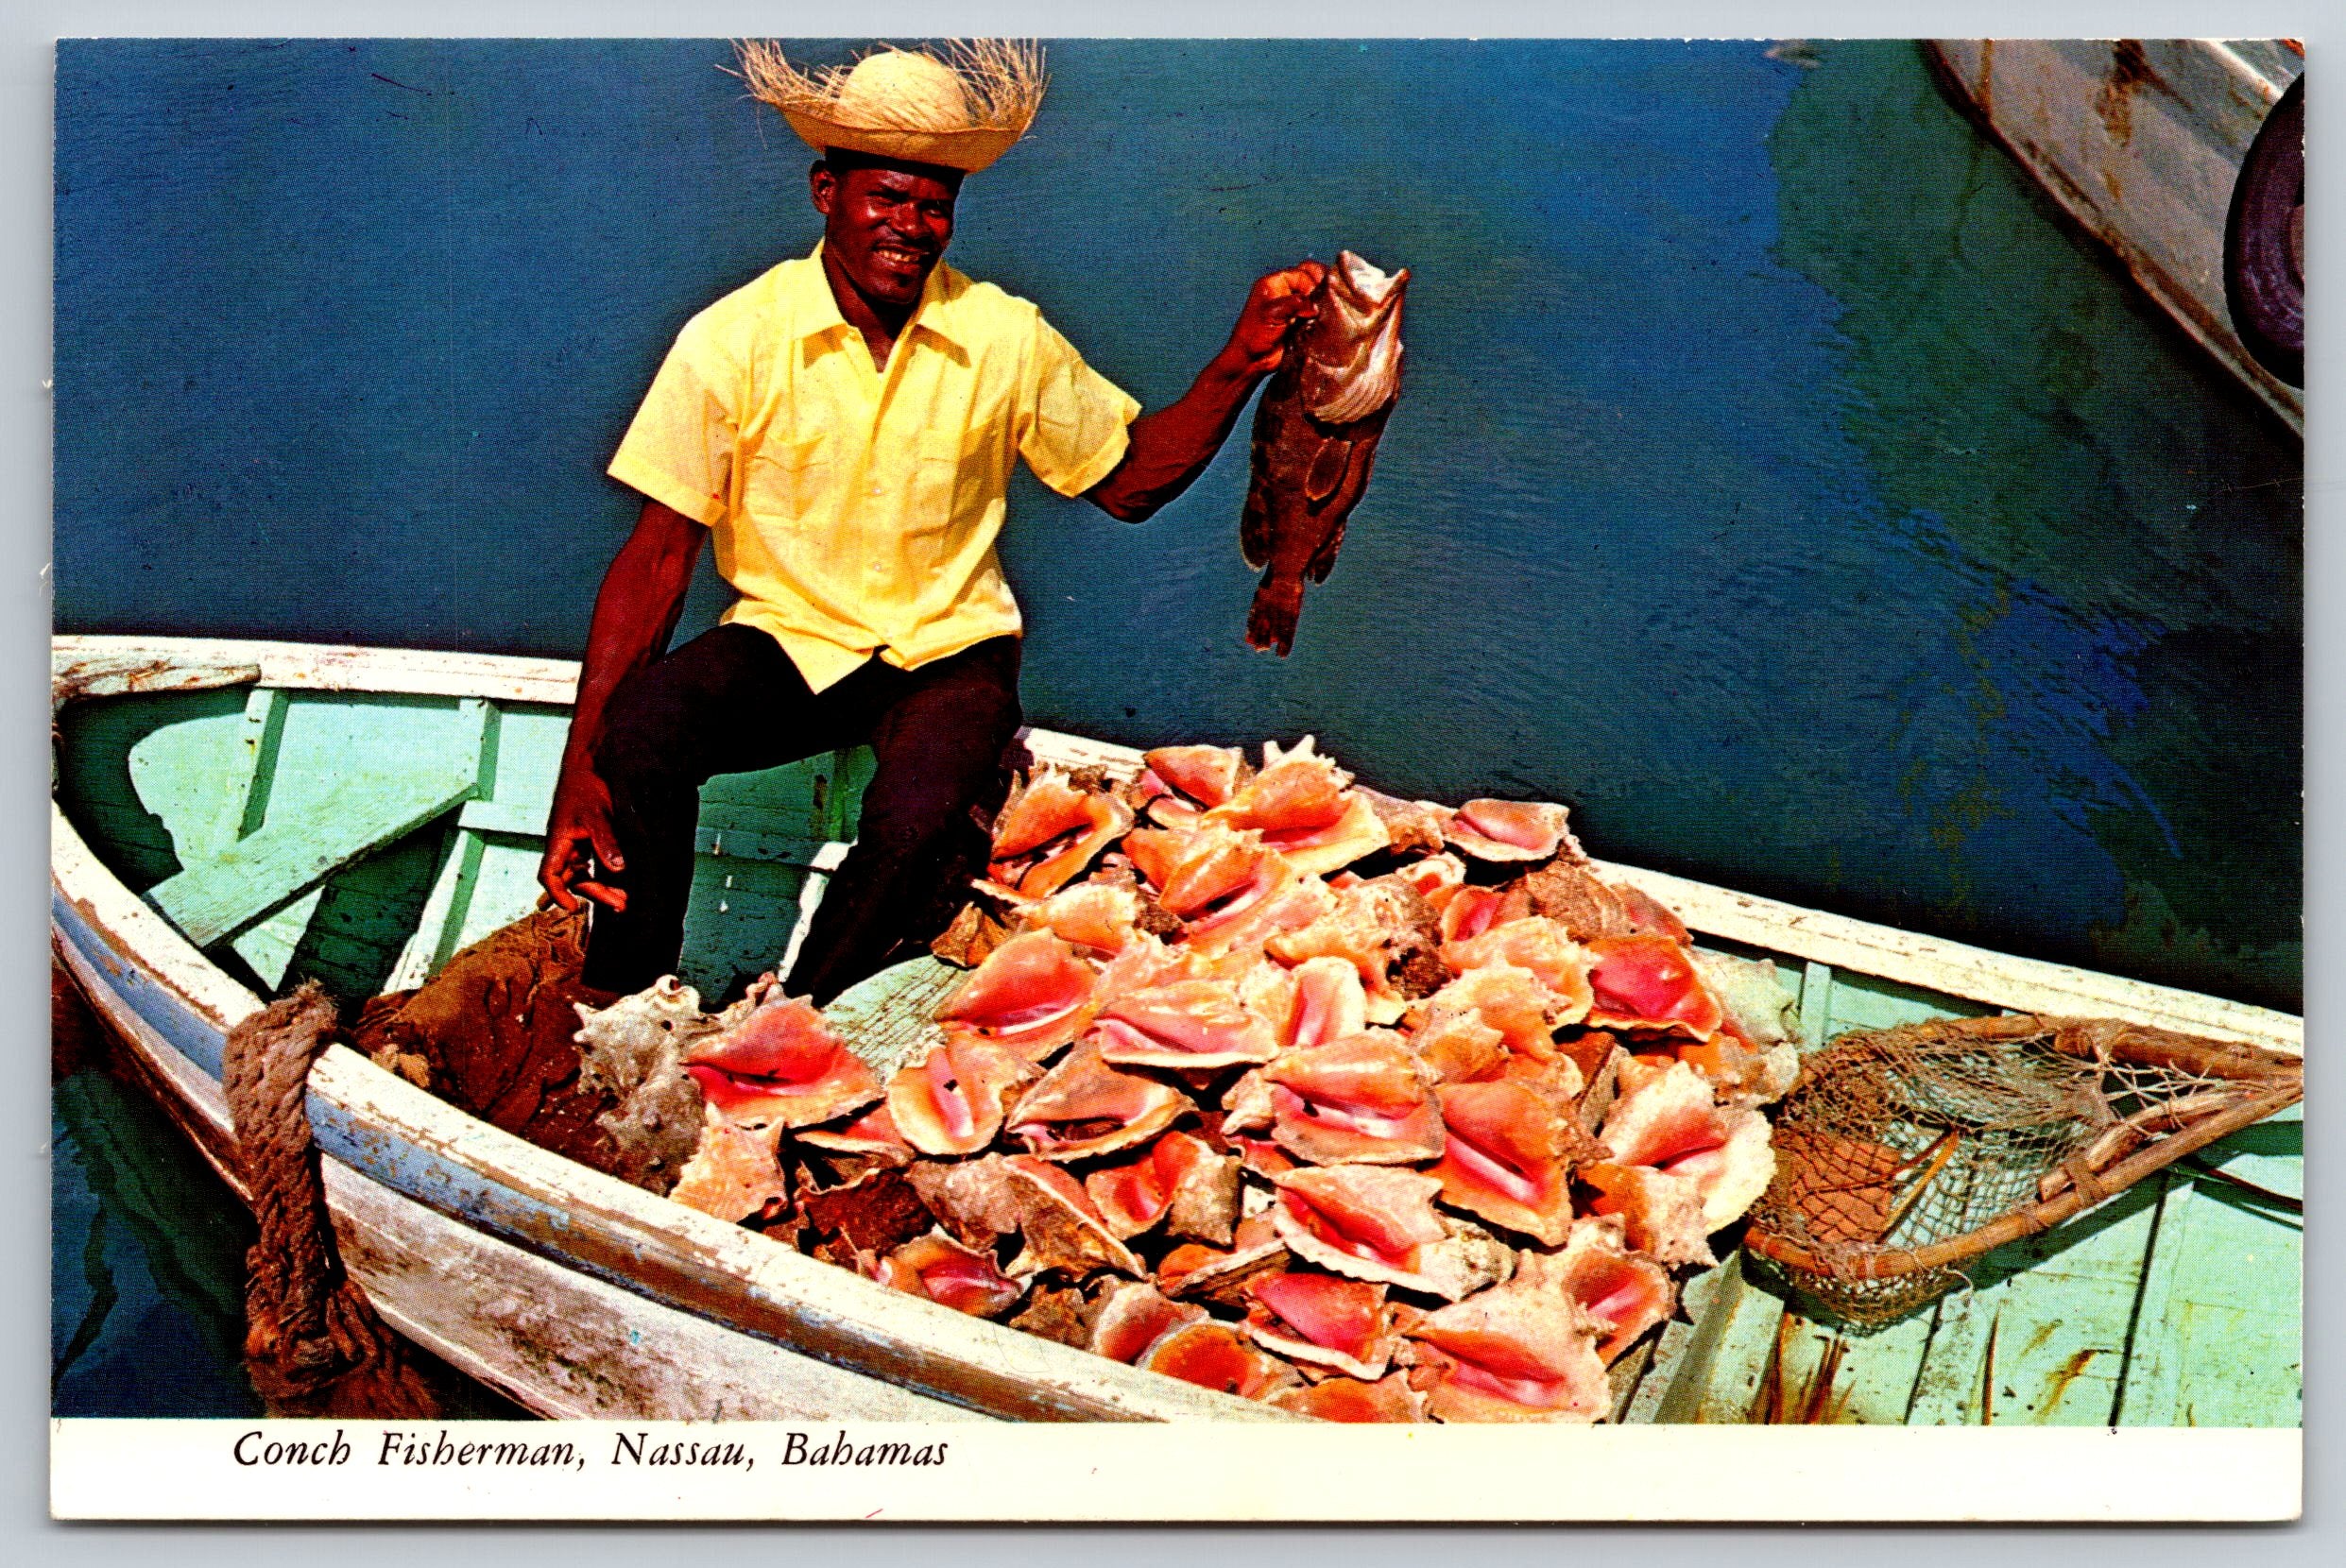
[
  {"xmin": 1087, "ymin": 1279, "xmax": 1208, "ymax": 1364},
  {"xmin": 1014, "ymin": 879, "xmax": 1143, "ymax": 957},
  {"xmin": 1427, "ymin": 1079, "xmax": 1575, "ymax": 1246},
  {"xmin": 1202, "ymin": 738, "xmax": 1391, "ymax": 878},
  {"xmin": 1353, "ymin": 789, "xmax": 1453, "ymax": 860},
  {"xmin": 1272, "ymin": 1372, "xmax": 1428, "ymax": 1423},
  {"xmin": 1094, "ymin": 979, "xmax": 1280, "ymax": 1070},
  {"xmin": 1142, "ymin": 745, "xmax": 1250, "ymax": 810},
  {"xmin": 1554, "ymin": 1215, "xmax": 1676, "ymax": 1364},
  {"xmin": 1156, "ymin": 1223, "xmax": 1290, "ymax": 1307},
  {"xmin": 1139, "ymin": 1320, "xmax": 1302, "ymax": 1401},
  {"xmin": 1390, "ymin": 851, "xmax": 1467, "ymax": 905},
  {"xmin": 1267, "ymin": 879, "xmax": 1438, "ymax": 1024},
  {"xmin": 1439, "ymin": 916, "xmax": 1595, "ymax": 1010},
  {"xmin": 1191, "ymin": 870, "xmax": 1336, "ymax": 963},
  {"xmin": 1150, "ymin": 827, "xmax": 1331, "ymax": 957},
  {"xmin": 667, "ymin": 1112, "xmax": 789, "ymax": 1224},
  {"xmin": 1269, "ymin": 1167, "xmax": 1510, "ymax": 1300},
  {"xmin": 884, "ymin": 1034, "xmax": 1038, "ymax": 1156},
  {"xmin": 1006, "ymin": 1038, "xmax": 1191, "ymax": 1160},
  {"xmin": 997, "ymin": 1154, "xmax": 1143, "ymax": 1279},
  {"xmin": 1584, "ymin": 934, "xmax": 1724, "ymax": 1040},
  {"xmin": 1598, "ymin": 1059, "xmax": 1774, "ymax": 1230},
  {"xmin": 796, "ymin": 1101, "xmax": 916, "ymax": 1161},
  {"xmin": 874, "ymin": 1232, "xmax": 1023, "ymax": 1319},
  {"xmin": 1580, "ymin": 1162, "xmax": 1716, "ymax": 1267},
  {"xmin": 1409, "ymin": 1007, "xmax": 1509, "ymax": 1084},
  {"xmin": 1617, "ymin": 884, "xmax": 1691, "ymax": 944},
  {"xmin": 1437, "ymin": 882, "xmax": 1532, "ymax": 945},
  {"xmin": 1404, "ymin": 1251, "xmax": 1611, "ymax": 1423},
  {"xmin": 1243, "ymin": 1270, "xmax": 1400, "ymax": 1380},
  {"xmin": 1423, "ymin": 962, "xmax": 1576, "ymax": 1060},
  {"xmin": 1440, "ymin": 797, "xmax": 1580, "ymax": 863},
  {"xmin": 1120, "ymin": 826, "xmax": 1195, "ymax": 893},
  {"xmin": 683, "ymin": 989, "xmax": 882, "ymax": 1130},
  {"xmin": 1260, "ymin": 1031, "xmax": 1447, "ymax": 1166},
  {"xmin": 987, "ymin": 770, "xmax": 1135, "ymax": 897},
  {"xmin": 1273, "ymin": 955, "xmax": 1369, "ymax": 1048},
  {"xmin": 1083, "ymin": 1131, "xmax": 1241, "ymax": 1244},
  {"xmin": 933, "ymin": 929, "xmax": 1099, "ymax": 1062},
  {"xmin": 1513, "ymin": 860, "xmax": 1638, "ymax": 941}
]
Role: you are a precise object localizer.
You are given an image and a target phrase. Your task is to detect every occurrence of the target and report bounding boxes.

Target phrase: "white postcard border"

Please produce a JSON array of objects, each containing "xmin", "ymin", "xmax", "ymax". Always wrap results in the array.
[{"xmin": 49, "ymin": 1420, "xmax": 2301, "ymax": 1523}]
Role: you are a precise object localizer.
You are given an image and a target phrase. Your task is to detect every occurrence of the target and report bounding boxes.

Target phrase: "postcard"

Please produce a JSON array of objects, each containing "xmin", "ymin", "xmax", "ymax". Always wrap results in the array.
[{"xmin": 48, "ymin": 33, "xmax": 2303, "ymax": 1522}]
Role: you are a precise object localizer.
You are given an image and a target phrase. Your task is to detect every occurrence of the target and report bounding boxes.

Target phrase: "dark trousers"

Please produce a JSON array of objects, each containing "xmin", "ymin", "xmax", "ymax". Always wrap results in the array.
[{"xmin": 580, "ymin": 624, "xmax": 1022, "ymax": 1004}]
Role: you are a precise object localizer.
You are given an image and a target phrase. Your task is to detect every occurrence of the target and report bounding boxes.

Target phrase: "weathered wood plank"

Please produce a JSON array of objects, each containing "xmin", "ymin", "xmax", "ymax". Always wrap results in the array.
[
  {"xmin": 456, "ymin": 797, "xmax": 547, "ymax": 839},
  {"xmin": 124, "ymin": 701, "xmax": 254, "ymax": 863},
  {"xmin": 442, "ymin": 837, "xmax": 556, "ymax": 956},
  {"xmin": 1766, "ymin": 1305, "xmax": 1939, "ymax": 1424},
  {"xmin": 1796, "ymin": 959, "xmax": 1835, "ymax": 1053},
  {"xmin": 1906, "ymin": 1179, "xmax": 2166, "ymax": 1426},
  {"xmin": 327, "ymin": 1161, "xmax": 988, "ymax": 1422},
  {"xmin": 385, "ymin": 828, "xmax": 486, "ymax": 992},
  {"xmin": 677, "ymin": 852, "xmax": 818, "ymax": 1000},
  {"xmin": 223, "ymin": 690, "xmax": 322, "ymax": 987},
  {"xmin": 827, "ymin": 954, "xmax": 958, "ymax": 1082},
  {"xmin": 50, "ymin": 643, "xmax": 259, "ymax": 709},
  {"xmin": 274, "ymin": 832, "xmax": 451, "ymax": 1000},
  {"xmin": 54, "ymin": 635, "xmax": 582, "ymax": 707},
  {"xmin": 1650, "ymin": 1254, "xmax": 1789, "ymax": 1423},
  {"xmin": 146, "ymin": 768, "xmax": 477, "ymax": 947},
  {"xmin": 116, "ymin": 685, "xmax": 313, "ymax": 985},
  {"xmin": 1610, "ymin": 861, "xmax": 2295, "ymax": 1051},
  {"xmin": 2119, "ymin": 1108, "xmax": 2303, "ymax": 1427}
]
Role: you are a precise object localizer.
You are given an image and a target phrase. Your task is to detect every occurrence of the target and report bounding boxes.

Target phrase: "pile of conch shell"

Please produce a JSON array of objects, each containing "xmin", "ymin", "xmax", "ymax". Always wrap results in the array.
[{"xmin": 576, "ymin": 737, "xmax": 1801, "ymax": 1422}]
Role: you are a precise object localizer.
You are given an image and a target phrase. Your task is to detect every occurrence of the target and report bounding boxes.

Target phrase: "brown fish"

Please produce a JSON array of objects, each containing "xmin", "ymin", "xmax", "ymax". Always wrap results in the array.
[{"xmin": 1241, "ymin": 250, "xmax": 1409, "ymax": 655}]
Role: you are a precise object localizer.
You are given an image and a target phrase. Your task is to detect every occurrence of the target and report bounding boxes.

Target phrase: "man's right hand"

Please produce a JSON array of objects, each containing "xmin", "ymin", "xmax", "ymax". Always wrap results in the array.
[{"xmin": 539, "ymin": 764, "xmax": 628, "ymax": 913}]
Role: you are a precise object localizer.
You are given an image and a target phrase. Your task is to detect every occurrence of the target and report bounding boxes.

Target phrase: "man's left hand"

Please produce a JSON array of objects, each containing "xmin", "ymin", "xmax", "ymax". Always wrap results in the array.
[{"xmin": 1224, "ymin": 261, "xmax": 1327, "ymax": 377}]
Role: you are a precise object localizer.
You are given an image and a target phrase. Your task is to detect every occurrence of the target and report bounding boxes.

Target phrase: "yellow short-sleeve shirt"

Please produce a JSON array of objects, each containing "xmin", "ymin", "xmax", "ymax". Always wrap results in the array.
[{"xmin": 608, "ymin": 245, "xmax": 1141, "ymax": 692}]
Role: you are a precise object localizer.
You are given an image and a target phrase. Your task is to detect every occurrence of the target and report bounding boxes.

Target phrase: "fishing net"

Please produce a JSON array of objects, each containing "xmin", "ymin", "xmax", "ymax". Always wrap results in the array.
[{"xmin": 1744, "ymin": 1014, "xmax": 2301, "ymax": 1326}]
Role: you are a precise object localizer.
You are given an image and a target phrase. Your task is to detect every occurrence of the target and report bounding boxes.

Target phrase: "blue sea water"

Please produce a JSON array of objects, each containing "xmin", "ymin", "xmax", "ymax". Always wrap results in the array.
[{"xmin": 52, "ymin": 38, "xmax": 2301, "ymax": 1415}]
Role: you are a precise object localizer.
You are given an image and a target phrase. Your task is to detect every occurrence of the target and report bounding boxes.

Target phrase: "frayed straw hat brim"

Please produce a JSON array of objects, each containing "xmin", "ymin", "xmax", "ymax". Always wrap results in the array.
[{"xmin": 781, "ymin": 112, "xmax": 1025, "ymax": 173}]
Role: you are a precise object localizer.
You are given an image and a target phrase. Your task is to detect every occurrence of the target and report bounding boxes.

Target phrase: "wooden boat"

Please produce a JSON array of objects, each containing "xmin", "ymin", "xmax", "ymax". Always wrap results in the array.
[
  {"xmin": 50, "ymin": 635, "xmax": 2303, "ymax": 1425},
  {"xmin": 1925, "ymin": 39, "xmax": 2304, "ymax": 432}
]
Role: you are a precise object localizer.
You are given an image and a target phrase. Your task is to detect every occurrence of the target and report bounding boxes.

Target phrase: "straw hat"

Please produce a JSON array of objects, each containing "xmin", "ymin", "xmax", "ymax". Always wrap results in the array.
[{"xmin": 734, "ymin": 41, "xmax": 1047, "ymax": 174}]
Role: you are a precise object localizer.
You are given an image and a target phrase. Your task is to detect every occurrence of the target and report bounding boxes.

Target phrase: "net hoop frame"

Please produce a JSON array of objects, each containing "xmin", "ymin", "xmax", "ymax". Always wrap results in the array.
[{"xmin": 1743, "ymin": 1014, "xmax": 2302, "ymax": 1286}]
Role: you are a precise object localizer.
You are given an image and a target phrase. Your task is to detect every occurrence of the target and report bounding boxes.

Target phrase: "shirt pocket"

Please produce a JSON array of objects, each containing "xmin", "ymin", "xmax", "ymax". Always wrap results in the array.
[
  {"xmin": 742, "ymin": 433, "xmax": 833, "ymax": 537},
  {"xmin": 913, "ymin": 417, "xmax": 1008, "ymax": 536}
]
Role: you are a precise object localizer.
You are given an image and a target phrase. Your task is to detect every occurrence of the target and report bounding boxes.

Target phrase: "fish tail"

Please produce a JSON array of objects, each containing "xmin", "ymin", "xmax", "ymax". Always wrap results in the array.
[{"xmin": 1245, "ymin": 574, "xmax": 1305, "ymax": 656}]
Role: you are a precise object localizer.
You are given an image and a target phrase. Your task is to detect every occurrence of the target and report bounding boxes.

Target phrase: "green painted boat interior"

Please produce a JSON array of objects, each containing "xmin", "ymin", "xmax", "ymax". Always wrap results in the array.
[{"xmin": 53, "ymin": 684, "xmax": 2303, "ymax": 1426}]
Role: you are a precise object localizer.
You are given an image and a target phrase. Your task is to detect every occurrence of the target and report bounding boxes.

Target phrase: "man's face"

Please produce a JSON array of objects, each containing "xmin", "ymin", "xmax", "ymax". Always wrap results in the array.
[{"xmin": 811, "ymin": 158, "xmax": 960, "ymax": 310}]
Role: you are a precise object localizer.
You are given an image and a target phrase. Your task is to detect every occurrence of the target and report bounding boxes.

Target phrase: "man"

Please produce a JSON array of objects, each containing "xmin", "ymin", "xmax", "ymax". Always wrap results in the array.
[{"xmin": 539, "ymin": 45, "xmax": 1324, "ymax": 1003}]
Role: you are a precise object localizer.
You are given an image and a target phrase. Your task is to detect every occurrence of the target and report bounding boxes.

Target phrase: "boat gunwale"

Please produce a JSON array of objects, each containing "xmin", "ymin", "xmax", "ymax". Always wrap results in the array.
[
  {"xmin": 1919, "ymin": 38, "xmax": 2305, "ymax": 435},
  {"xmin": 47, "ymin": 633, "xmax": 2304, "ymax": 1423}
]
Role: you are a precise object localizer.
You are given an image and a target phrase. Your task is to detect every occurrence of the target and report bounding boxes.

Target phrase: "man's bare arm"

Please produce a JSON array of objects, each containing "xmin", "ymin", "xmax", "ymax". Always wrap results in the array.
[
  {"xmin": 538, "ymin": 497, "xmax": 706, "ymax": 913},
  {"xmin": 1086, "ymin": 261, "xmax": 1327, "ymax": 523}
]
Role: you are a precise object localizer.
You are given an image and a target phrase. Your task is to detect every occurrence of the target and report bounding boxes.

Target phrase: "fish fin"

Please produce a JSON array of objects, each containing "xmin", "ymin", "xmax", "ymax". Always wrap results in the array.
[
  {"xmin": 1305, "ymin": 311, "xmax": 1405, "ymax": 425},
  {"xmin": 1240, "ymin": 471, "xmax": 1275, "ymax": 569},
  {"xmin": 1303, "ymin": 436, "xmax": 1351, "ymax": 503},
  {"xmin": 1246, "ymin": 573, "xmax": 1305, "ymax": 656}
]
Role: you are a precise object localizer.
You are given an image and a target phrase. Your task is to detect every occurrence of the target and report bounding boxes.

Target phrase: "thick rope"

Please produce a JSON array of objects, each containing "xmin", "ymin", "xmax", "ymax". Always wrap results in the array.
[{"xmin": 223, "ymin": 982, "xmax": 441, "ymax": 1418}]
